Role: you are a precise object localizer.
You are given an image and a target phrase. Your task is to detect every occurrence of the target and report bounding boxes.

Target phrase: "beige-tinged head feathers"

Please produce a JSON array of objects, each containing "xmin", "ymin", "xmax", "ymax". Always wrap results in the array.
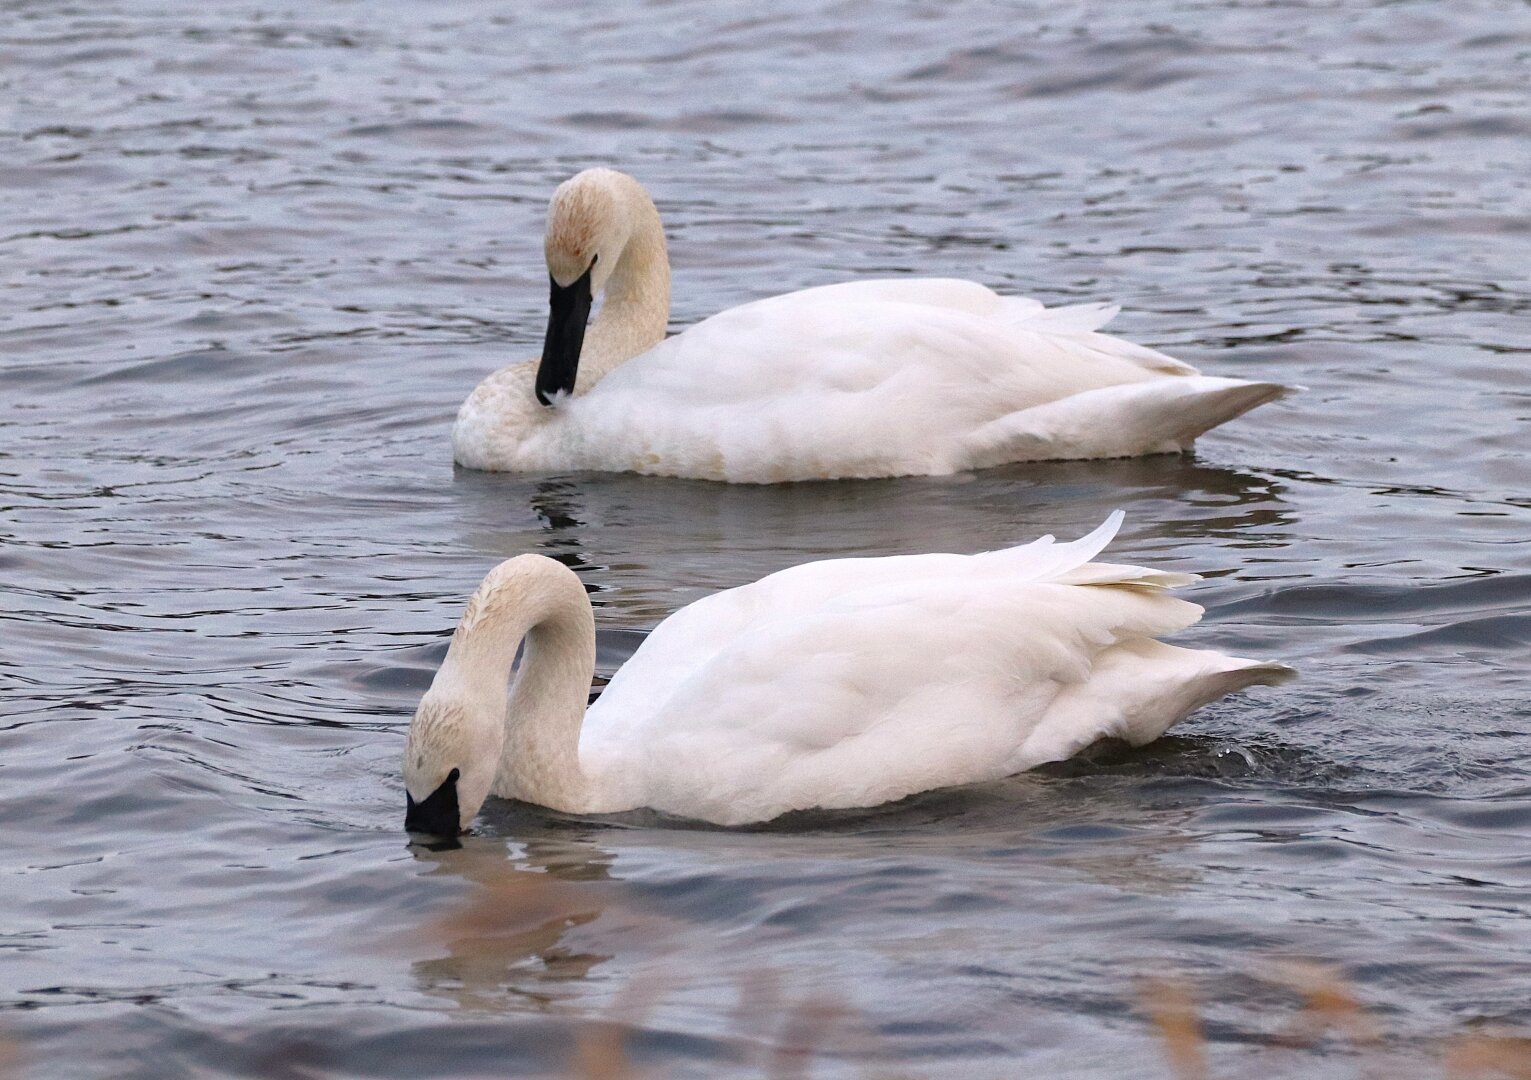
[
  {"xmin": 406, "ymin": 553, "xmax": 596, "ymax": 831},
  {"xmin": 545, "ymin": 168, "xmax": 632, "ymax": 288},
  {"xmin": 406, "ymin": 698, "xmax": 466, "ymax": 778},
  {"xmin": 404, "ymin": 691, "xmax": 504, "ymax": 831},
  {"xmin": 451, "ymin": 166, "xmax": 668, "ymax": 457}
]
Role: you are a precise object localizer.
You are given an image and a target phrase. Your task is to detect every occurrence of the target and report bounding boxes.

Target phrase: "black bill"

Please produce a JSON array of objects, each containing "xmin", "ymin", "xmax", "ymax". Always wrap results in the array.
[
  {"xmin": 405, "ymin": 766, "xmax": 461, "ymax": 837},
  {"xmin": 535, "ymin": 263, "xmax": 595, "ymax": 406}
]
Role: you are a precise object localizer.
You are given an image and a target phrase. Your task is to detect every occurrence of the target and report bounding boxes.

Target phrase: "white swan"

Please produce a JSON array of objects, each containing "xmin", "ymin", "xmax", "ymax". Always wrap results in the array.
[
  {"xmin": 402, "ymin": 512, "xmax": 1293, "ymax": 833},
  {"xmin": 451, "ymin": 168, "xmax": 1294, "ymax": 483}
]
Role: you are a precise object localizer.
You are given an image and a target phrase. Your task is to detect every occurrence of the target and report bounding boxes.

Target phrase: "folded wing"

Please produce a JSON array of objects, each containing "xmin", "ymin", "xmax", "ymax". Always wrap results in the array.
[{"xmin": 585, "ymin": 514, "xmax": 1290, "ymax": 825}]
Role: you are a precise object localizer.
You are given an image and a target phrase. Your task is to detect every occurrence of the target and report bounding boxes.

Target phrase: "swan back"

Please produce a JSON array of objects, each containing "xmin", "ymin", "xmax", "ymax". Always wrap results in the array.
[
  {"xmin": 589, "ymin": 512, "xmax": 1132, "ymax": 714},
  {"xmin": 553, "ymin": 288, "xmax": 1220, "ymax": 481},
  {"xmin": 581, "ymin": 513, "xmax": 1292, "ymax": 824}
]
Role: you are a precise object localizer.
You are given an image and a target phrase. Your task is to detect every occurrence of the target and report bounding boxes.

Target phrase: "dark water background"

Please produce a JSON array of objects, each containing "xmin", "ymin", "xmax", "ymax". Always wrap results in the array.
[{"xmin": 2, "ymin": 1, "xmax": 1529, "ymax": 1076}]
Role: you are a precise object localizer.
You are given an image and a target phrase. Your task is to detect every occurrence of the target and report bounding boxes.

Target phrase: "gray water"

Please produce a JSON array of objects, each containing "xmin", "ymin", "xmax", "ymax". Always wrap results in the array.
[{"xmin": 2, "ymin": 1, "xmax": 1529, "ymax": 1076}]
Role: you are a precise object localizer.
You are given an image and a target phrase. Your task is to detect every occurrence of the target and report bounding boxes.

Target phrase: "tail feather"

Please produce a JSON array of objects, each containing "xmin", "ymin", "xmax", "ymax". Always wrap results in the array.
[
  {"xmin": 1000, "ymin": 300, "xmax": 1120, "ymax": 334},
  {"xmin": 979, "ymin": 510, "xmax": 1125, "ymax": 583},
  {"xmin": 997, "ymin": 300, "xmax": 1201, "ymax": 375},
  {"xmin": 962, "ymin": 375, "xmax": 1294, "ymax": 469},
  {"xmin": 1012, "ymin": 641, "xmax": 1296, "ymax": 769},
  {"xmin": 1056, "ymin": 561, "xmax": 1200, "ymax": 590}
]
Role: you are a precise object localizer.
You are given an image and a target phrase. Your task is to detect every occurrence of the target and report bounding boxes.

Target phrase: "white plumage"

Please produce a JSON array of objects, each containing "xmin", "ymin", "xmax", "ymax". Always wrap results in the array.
[
  {"xmin": 452, "ymin": 170, "xmax": 1294, "ymax": 483},
  {"xmin": 402, "ymin": 512, "xmax": 1293, "ymax": 832}
]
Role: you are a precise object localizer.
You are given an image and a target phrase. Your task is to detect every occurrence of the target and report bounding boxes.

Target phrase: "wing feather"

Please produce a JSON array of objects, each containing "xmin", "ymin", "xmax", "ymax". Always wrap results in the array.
[
  {"xmin": 584, "ymin": 515, "xmax": 1220, "ymax": 824},
  {"xmin": 563, "ymin": 283, "xmax": 1207, "ymax": 480}
]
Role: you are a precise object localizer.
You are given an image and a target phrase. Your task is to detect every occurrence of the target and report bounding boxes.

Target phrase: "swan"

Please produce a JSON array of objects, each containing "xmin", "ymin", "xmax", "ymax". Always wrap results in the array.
[
  {"xmin": 451, "ymin": 168, "xmax": 1294, "ymax": 483},
  {"xmin": 402, "ymin": 512, "xmax": 1293, "ymax": 834}
]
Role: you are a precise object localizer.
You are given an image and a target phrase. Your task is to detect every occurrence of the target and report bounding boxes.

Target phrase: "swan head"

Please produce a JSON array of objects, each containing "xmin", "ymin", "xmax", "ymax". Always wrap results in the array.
[
  {"xmin": 536, "ymin": 169, "xmax": 647, "ymax": 405},
  {"xmin": 545, "ymin": 168, "xmax": 638, "ymax": 291},
  {"xmin": 403, "ymin": 694, "xmax": 503, "ymax": 837}
]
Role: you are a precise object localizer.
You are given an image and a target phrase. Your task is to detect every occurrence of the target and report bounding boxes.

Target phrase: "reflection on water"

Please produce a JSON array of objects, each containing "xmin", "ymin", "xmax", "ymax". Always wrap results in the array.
[
  {"xmin": 408, "ymin": 841, "xmax": 624, "ymax": 1013},
  {"xmin": 3, "ymin": 0, "xmax": 1530, "ymax": 1075},
  {"xmin": 453, "ymin": 454, "xmax": 1296, "ymax": 621}
]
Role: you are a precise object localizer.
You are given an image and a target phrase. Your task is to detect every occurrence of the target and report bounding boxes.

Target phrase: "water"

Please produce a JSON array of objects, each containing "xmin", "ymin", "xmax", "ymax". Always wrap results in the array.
[{"xmin": 2, "ymin": 0, "xmax": 1528, "ymax": 1075}]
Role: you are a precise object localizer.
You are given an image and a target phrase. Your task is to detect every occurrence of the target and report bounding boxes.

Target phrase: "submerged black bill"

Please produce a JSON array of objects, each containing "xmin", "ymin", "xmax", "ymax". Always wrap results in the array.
[
  {"xmin": 535, "ymin": 263, "xmax": 595, "ymax": 406},
  {"xmin": 405, "ymin": 767, "xmax": 461, "ymax": 837}
]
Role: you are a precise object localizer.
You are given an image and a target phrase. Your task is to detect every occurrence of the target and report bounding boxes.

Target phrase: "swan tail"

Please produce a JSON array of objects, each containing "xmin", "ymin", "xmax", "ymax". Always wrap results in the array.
[
  {"xmin": 984, "ymin": 514, "xmax": 1212, "ymax": 590},
  {"xmin": 978, "ymin": 510, "xmax": 1125, "ymax": 583},
  {"xmin": 961, "ymin": 375, "xmax": 1293, "ymax": 469},
  {"xmin": 1013, "ymin": 641, "xmax": 1296, "ymax": 768},
  {"xmin": 1055, "ymin": 561, "xmax": 1200, "ymax": 590},
  {"xmin": 999, "ymin": 300, "xmax": 1120, "ymax": 334},
  {"xmin": 998, "ymin": 301, "xmax": 1199, "ymax": 374}
]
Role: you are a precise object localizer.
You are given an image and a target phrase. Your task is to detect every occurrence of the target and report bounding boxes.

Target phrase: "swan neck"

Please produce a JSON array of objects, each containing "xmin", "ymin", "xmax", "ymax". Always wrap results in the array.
[
  {"xmin": 583, "ymin": 186, "xmax": 669, "ymax": 379},
  {"xmin": 448, "ymin": 559, "xmax": 595, "ymax": 811}
]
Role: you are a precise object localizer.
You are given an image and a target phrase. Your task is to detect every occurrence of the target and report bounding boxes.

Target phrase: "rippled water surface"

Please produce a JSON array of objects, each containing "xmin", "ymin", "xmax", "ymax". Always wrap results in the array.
[{"xmin": 3, "ymin": 1, "xmax": 1529, "ymax": 1076}]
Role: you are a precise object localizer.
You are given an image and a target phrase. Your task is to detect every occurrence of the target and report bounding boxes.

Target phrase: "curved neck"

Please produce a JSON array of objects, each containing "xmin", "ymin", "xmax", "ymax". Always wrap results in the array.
[
  {"xmin": 442, "ymin": 557, "xmax": 595, "ymax": 812},
  {"xmin": 580, "ymin": 185, "xmax": 670, "ymax": 384}
]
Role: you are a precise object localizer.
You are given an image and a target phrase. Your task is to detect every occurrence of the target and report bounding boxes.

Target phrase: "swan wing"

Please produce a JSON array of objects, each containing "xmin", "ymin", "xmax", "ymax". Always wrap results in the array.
[
  {"xmin": 558, "ymin": 283, "xmax": 1219, "ymax": 480},
  {"xmin": 587, "ymin": 513, "xmax": 1129, "ymax": 738},
  {"xmin": 582, "ymin": 515, "xmax": 1289, "ymax": 824},
  {"xmin": 594, "ymin": 564, "xmax": 1204, "ymax": 825},
  {"xmin": 746, "ymin": 277, "xmax": 1009, "ymax": 315},
  {"xmin": 962, "ymin": 375, "xmax": 1293, "ymax": 467},
  {"xmin": 727, "ymin": 280, "xmax": 1150, "ymax": 347}
]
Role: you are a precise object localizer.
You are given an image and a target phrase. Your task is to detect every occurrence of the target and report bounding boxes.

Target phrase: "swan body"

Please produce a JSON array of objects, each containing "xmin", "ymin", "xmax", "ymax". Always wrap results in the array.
[
  {"xmin": 403, "ymin": 513, "xmax": 1294, "ymax": 832},
  {"xmin": 451, "ymin": 169, "xmax": 1293, "ymax": 483}
]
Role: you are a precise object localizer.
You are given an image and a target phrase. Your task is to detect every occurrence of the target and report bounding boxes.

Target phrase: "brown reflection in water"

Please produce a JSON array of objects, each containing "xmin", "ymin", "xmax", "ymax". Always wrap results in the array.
[
  {"xmin": 0, "ymin": 1035, "xmax": 22, "ymax": 1080},
  {"xmin": 1140, "ymin": 967, "xmax": 1531, "ymax": 1080},
  {"xmin": 399, "ymin": 836, "xmax": 874, "ymax": 1073},
  {"xmin": 405, "ymin": 837, "xmax": 660, "ymax": 1013},
  {"xmin": 1044, "ymin": 821, "xmax": 1205, "ymax": 897},
  {"xmin": 399, "ymin": 835, "xmax": 1531, "ymax": 1077}
]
